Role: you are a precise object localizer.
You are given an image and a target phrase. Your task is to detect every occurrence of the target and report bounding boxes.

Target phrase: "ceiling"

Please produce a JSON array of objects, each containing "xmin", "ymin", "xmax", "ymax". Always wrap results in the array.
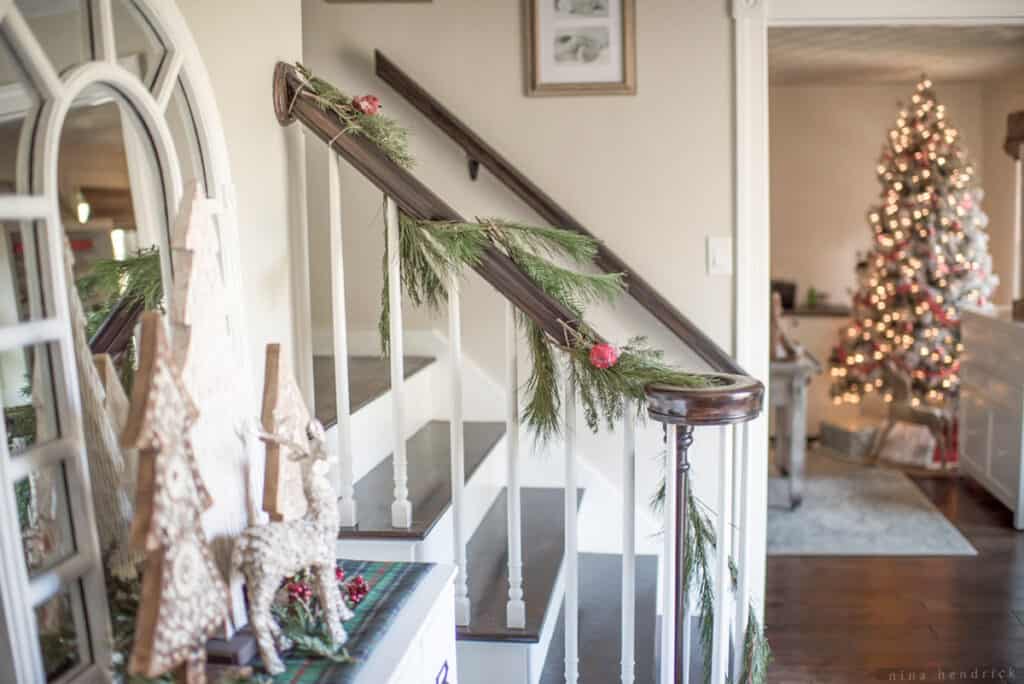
[{"xmin": 769, "ymin": 26, "xmax": 1024, "ymax": 86}]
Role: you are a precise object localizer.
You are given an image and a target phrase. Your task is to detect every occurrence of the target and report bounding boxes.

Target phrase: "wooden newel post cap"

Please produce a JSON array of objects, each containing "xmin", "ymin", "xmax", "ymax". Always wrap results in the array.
[{"xmin": 645, "ymin": 373, "xmax": 764, "ymax": 426}]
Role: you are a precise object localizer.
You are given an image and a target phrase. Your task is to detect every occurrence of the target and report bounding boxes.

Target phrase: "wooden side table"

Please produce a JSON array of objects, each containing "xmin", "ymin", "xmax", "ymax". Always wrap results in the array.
[{"xmin": 770, "ymin": 358, "xmax": 817, "ymax": 509}]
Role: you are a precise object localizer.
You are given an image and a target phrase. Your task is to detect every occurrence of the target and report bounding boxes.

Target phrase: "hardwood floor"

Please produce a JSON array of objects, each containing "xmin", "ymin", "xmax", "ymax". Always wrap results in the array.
[{"xmin": 766, "ymin": 476, "xmax": 1024, "ymax": 683}]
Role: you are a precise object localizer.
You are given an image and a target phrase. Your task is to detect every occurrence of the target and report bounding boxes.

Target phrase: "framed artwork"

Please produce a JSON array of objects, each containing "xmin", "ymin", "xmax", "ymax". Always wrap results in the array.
[{"xmin": 526, "ymin": 0, "xmax": 636, "ymax": 96}]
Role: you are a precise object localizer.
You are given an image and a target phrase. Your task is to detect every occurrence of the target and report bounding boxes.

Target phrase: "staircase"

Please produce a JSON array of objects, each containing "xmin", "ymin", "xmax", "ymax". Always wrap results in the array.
[
  {"xmin": 274, "ymin": 59, "xmax": 765, "ymax": 684},
  {"xmin": 314, "ymin": 354, "xmax": 582, "ymax": 682}
]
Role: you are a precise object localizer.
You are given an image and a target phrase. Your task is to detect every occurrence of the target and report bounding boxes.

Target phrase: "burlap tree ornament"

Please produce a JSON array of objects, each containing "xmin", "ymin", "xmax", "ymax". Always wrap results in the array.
[{"xmin": 122, "ymin": 312, "xmax": 227, "ymax": 683}]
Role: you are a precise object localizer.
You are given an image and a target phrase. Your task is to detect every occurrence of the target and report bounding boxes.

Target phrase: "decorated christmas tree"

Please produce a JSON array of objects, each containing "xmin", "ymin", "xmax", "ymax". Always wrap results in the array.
[{"xmin": 830, "ymin": 77, "xmax": 998, "ymax": 408}]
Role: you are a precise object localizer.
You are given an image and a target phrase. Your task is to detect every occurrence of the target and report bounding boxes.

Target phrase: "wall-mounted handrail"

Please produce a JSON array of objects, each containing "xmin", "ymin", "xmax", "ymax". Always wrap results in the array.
[{"xmin": 374, "ymin": 50, "xmax": 744, "ymax": 376}]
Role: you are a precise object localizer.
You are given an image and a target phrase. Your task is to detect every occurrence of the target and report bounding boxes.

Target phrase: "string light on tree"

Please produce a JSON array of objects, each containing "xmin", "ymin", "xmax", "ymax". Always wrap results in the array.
[{"xmin": 830, "ymin": 77, "xmax": 997, "ymax": 407}]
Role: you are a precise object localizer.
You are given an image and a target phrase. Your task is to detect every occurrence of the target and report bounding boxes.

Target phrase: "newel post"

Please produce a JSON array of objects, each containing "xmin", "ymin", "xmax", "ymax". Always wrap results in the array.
[{"xmin": 645, "ymin": 374, "xmax": 763, "ymax": 684}]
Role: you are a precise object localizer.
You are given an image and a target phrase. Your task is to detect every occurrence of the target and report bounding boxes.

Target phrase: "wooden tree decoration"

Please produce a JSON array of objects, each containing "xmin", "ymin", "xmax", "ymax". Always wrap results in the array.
[
  {"xmin": 262, "ymin": 343, "xmax": 309, "ymax": 521},
  {"xmin": 123, "ymin": 312, "xmax": 228, "ymax": 683}
]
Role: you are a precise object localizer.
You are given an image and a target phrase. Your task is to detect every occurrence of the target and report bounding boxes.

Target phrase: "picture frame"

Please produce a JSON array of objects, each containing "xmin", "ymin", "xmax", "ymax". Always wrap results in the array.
[{"xmin": 525, "ymin": 0, "xmax": 636, "ymax": 96}]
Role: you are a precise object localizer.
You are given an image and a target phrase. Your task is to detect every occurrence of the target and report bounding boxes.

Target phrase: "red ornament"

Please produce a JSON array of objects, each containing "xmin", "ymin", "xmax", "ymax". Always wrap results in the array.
[
  {"xmin": 588, "ymin": 343, "xmax": 620, "ymax": 369},
  {"xmin": 335, "ymin": 566, "xmax": 345, "ymax": 583},
  {"xmin": 352, "ymin": 95, "xmax": 381, "ymax": 115}
]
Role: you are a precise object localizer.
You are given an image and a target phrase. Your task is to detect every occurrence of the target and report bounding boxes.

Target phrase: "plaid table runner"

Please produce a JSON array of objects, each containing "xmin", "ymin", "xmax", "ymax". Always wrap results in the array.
[{"xmin": 263, "ymin": 560, "xmax": 434, "ymax": 683}]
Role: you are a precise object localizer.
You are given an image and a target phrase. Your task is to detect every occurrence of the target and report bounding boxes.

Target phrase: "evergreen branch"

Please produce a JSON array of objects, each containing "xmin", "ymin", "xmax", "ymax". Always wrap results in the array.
[
  {"xmin": 76, "ymin": 247, "xmax": 162, "ymax": 339},
  {"xmin": 295, "ymin": 63, "xmax": 413, "ymax": 169},
  {"xmin": 739, "ymin": 606, "xmax": 772, "ymax": 684},
  {"xmin": 480, "ymin": 218, "xmax": 600, "ymax": 264},
  {"xmin": 521, "ymin": 318, "xmax": 563, "ymax": 441}
]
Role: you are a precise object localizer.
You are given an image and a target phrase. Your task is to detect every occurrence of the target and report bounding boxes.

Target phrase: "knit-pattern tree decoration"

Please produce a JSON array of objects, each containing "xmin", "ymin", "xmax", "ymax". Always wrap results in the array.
[
  {"xmin": 122, "ymin": 312, "xmax": 228, "ymax": 683},
  {"xmin": 830, "ymin": 76, "xmax": 998, "ymax": 408}
]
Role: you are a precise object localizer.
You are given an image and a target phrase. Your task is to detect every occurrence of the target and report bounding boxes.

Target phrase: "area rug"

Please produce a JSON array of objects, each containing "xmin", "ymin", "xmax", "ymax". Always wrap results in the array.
[{"xmin": 767, "ymin": 467, "xmax": 977, "ymax": 556}]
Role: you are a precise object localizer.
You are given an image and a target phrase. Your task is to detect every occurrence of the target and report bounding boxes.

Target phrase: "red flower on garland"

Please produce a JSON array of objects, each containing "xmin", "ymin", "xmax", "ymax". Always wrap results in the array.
[
  {"xmin": 589, "ymin": 343, "xmax": 620, "ymax": 370},
  {"xmin": 346, "ymin": 576, "xmax": 369, "ymax": 605},
  {"xmin": 352, "ymin": 95, "xmax": 381, "ymax": 116}
]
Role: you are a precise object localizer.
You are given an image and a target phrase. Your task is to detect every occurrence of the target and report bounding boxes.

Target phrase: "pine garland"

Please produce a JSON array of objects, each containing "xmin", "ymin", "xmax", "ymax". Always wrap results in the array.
[
  {"xmin": 294, "ymin": 63, "xmax": 413, "ymax": 169},
  {"xmin": 379, "ymin": 213, "xmax": 707, "ymax": 439}
]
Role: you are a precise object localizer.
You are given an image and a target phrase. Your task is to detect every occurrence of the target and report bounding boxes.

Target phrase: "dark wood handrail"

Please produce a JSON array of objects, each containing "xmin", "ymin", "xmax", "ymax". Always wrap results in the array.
[
  {"xmin": 274, "ymin": 62, "xmax": 585, "ymax": 346},
  {"xmin": 88, "ymin": 296, "xmax": 145, "ymax": 356},
  {"xmin": 374, "ymin": 50, "xmax": 744, "ymax": 376}
]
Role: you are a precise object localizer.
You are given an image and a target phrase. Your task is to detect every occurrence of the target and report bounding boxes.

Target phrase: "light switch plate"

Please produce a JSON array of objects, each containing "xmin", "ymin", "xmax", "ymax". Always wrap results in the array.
[{"xmin": 706, "ymin": 236, "xmax": 733, "ymax": 276}]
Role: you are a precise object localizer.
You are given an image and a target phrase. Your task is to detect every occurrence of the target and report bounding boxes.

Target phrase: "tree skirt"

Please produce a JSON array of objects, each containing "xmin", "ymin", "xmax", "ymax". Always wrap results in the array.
[
  {"xmin": 767, "ymin": 469, "xmax": 976, "ymax": 556},
  {"xmin": 257, "ymin": 560, "xmax": 433, "ymax": 682}
]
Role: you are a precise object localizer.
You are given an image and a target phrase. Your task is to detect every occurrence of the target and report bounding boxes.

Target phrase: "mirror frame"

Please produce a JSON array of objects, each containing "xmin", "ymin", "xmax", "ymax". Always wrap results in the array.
[{"xmin": 0, "ymin": 2, "xmax": 250, "ymax": 681}]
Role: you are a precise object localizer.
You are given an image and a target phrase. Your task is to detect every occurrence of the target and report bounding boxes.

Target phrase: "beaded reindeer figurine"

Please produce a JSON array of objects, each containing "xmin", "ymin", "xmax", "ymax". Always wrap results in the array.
[{"xmin": 232, "ymin": 344, "xmax": 352, "ymax": 675}]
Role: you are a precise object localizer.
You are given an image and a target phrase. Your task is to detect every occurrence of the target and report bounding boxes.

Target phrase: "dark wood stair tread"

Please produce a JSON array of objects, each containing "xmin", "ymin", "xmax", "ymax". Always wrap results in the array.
[
  {"xmin": 540, "ymin": 553, "xmax": 659, "ymax": 683},
  {"xmin": 339, "ymin": 420, "xmax": 505, "ymax": 541},
  {"xmin": 313, "ymin": 355, "xmax": 434, "ymax": 428},
  {"xmin": 457, "ymin": 487, "xmax": 584, "ymax": 644}
]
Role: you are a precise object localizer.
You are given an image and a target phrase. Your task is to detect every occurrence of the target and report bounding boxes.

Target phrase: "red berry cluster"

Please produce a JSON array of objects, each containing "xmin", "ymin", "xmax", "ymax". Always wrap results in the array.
[
  {"xmin": 286, "ymin": 580, "xmax": 313, "ymax": 604},
  {"xmin": 346, "ymin": 576, "xmax": 369, "ymax": 605},
  {"xmin": 335, "ymin": 566, "xmax": 346, "ymax": 583}
]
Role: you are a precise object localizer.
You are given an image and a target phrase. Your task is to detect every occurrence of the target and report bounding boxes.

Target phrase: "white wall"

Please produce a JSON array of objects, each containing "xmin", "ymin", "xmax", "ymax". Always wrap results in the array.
[{"xmin": 176, "ymin": 0, "xmax": 308, "ymax": 378}]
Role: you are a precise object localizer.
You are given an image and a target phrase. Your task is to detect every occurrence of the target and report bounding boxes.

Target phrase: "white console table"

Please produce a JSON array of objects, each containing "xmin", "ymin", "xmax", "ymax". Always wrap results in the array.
[
  {"xmin": 357, "ymin": 564, "xmax": 458, "ymax": 684},
  {"xmin": 960, "ymin": 311, "xmax": 1024, "ymax": 530}
]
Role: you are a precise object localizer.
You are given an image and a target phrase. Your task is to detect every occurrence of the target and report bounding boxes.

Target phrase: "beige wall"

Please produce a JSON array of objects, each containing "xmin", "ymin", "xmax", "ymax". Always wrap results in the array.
[
  {"xmin": 301, "ymin": 0, "xmax": 736, "ymax": 379},
  {"xmin": 177, "ymin": 0, "xmax": 308, "ymax": 376},
  {"xmin": 982, "ymin": 76, "xmax": 1024, "ymax": 304}
]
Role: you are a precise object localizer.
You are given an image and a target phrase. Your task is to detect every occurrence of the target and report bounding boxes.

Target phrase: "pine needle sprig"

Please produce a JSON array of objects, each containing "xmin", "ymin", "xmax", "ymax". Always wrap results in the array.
[
  {"xmin": 739, "ymin": 606, "xmax": 772, "ymax": 684},
  {"xmin": 295, "ymin": 63, "xmax": 413, "ymax": 169},
  {"xmin": 76, "ymin": 247, "xmax": 163, "ymax": 338},
  {"xmin": 482, "ymin": 218, "xmax": 600, "ymax": 264},
  {"xmin": 521, "ymin": 318, "xmax": 563, "ymax": 440}
]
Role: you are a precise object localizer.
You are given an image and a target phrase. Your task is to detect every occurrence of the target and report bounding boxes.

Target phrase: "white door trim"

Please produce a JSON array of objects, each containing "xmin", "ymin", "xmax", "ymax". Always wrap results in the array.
[{"xmin": 730, "ymin": 0, "xmax": 1024, "ymax": 617}]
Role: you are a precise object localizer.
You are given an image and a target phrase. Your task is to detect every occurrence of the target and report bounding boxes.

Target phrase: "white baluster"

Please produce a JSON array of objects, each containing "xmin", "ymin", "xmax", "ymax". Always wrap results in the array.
[
  {"xmin": 506, "ymin": 303, "xmax": 526, "ymax": 629},
  {"xmin": 449, "ymin": 276, "xmax": 470, "ymax": 626},
  {"xmin": 710, "ymin": 426, "xmax": 735, "ymax": 683},
  {"xmin": 660, "ymin": 425, "xmax": 677, "ymax": 684},
  {"xmin": 621, "ymin": 405, "xmax": 636, "ymax": 684},
  {"xmin": 732, "ymin": 423, "xmax": 749, "ymax": 679},
  {"xmin": 564, "ymin": 378, "xmax": 579, "ymax": 684},
  {"xmin": 385, "ymin": 196, "xmax": 411, "ymax": 528},
  {"xmin": 328, "ymin": 155, "xmax": 356, "ymax": 527}
]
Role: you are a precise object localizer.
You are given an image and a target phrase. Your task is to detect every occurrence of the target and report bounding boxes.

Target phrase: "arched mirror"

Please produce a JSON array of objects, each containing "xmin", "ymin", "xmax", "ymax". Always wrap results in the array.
[{"xmin": 0, "ymin": 2, "xmax": 246, "ymax": 681}]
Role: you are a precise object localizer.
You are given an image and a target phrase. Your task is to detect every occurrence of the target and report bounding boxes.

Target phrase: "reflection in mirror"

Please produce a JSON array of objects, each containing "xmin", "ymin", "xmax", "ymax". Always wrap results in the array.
[
  {"xmin": 1, "ymin": 222, "xmax": 52, "ymax": 324},
  {"xmin": 0, "ymin": 34, "xmax": 39, "ymax": 195},
  {"xmin": 59, "ymin": 84, "xmax": 168, "ymax": 389},
  {"xmin": 113, "ymin": 0, "xmax": 167, "ymax": 89},
  {"xmin": 15, "ymin": 461, "xmax": 76, "ymax": 577},
  {"xmin": 1, "ymin": 342, "xmax": 60, "ymax": 456},
  {"xmin": 14, "ymin": 0, "xmax": 90, "ymax": 78},
  {"xmin": 34, "ymin": 583, "xmax": 87, "ymax": 681}
]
